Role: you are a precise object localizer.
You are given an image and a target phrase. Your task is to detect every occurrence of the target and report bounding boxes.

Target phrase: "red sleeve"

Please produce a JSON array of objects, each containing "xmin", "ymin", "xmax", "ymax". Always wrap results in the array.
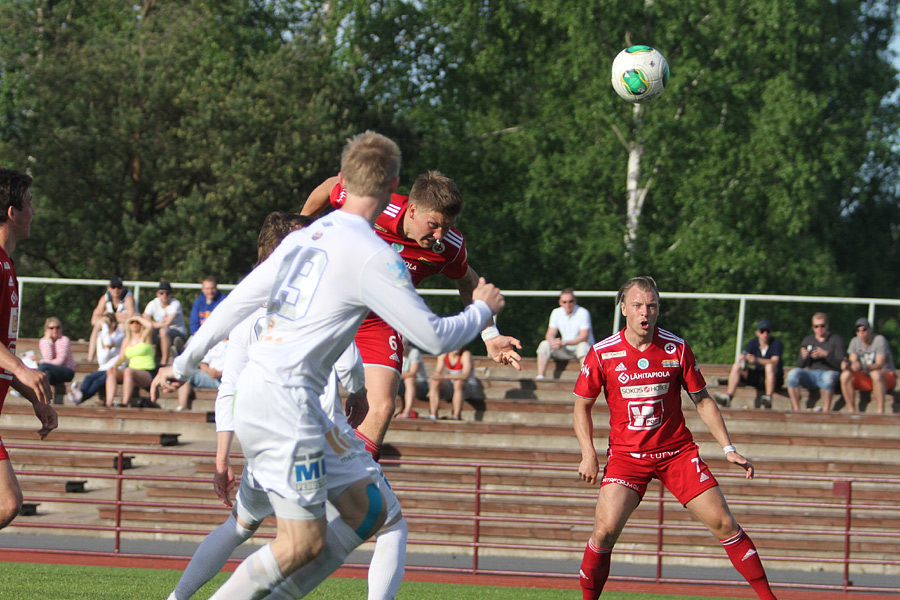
[
  {"xmin": 329, "ymin": 183, "xmax": 347, "ymax": 209},
  {"xmin": 443, "ymin": 234, "xmax": 469, "ymax": 281},
  {"xmin": 573, "ymin": 347, "xmax": 604, "ymax": 399},
  {"xmin": 680, "ymin": 342, "xmax": 707, "ymax": 393}
]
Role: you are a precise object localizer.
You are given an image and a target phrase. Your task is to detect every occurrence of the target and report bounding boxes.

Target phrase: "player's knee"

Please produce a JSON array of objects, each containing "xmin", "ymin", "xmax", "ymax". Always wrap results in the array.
[{"xmin": 0, "ymin": 494, "xmax": 22, "ymax": 529}]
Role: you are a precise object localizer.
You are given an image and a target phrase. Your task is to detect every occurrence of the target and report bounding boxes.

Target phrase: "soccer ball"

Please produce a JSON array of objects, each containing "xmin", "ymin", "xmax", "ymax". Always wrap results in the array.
[{"xmin": 610, "ymin": 45, "xmax": 670, "ymax": 103}]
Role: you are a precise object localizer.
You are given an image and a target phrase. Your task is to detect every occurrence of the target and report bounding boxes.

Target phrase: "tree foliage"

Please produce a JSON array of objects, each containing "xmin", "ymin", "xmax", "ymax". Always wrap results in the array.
[{"xmin": 0, "ymin": 0, "xmax": 897, "ymax": 359}]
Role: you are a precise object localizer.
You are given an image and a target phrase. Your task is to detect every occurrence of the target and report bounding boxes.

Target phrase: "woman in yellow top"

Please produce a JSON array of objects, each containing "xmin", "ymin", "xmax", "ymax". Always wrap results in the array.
[{"xmin": 104, "ymin": 315, "xmax": 158, "ymax": 407}]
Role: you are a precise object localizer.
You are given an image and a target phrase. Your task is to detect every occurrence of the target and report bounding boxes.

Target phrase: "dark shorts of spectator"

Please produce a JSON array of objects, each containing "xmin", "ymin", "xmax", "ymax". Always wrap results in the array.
[
  {"xmin": 741, "ymin": 369, "xmax": 783, "ymax": 392},
  {"xmin": 398, "ymin": 379, "xmax": 428, "ymax": 401}
]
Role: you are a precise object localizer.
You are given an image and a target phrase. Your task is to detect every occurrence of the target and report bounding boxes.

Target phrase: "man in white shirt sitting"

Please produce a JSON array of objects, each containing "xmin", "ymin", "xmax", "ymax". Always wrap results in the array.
[{"xmin": 536, "ymin": 288, "xmax": 595, "ymax": 380}]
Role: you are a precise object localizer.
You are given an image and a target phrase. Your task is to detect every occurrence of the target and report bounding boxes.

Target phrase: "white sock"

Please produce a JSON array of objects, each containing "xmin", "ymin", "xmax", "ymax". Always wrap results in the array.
[
  {"xmin": 208, "ymin": 543, "xmax": 283, "ymax": 600},
  {"xmin": 368, "ymin": 517, "xmax": 408, "ymax": 600},
  {"xmin": 267, "ymin": 517, "xmax": 363, "ymax": 599},
  {"xmin": 172, "ymin": 514, "xmax": 255, "ymax": 600}
]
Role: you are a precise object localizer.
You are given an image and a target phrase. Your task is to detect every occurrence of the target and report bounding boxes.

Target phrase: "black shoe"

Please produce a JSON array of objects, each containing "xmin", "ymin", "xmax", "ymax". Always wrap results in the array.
[
  {"xmin": 760, "ymin": 395, "xmax": 772, "ymax": 409},
  {"xmin": 713, "ymin": 392, "xmax": 732, "ymax": 408}
]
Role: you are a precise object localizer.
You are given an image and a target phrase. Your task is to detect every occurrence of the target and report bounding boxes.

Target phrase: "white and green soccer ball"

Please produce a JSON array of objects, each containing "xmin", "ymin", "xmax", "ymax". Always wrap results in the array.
[{"xmin": 611, "ymin": 45, "xmax": 670, "ymax": 103}]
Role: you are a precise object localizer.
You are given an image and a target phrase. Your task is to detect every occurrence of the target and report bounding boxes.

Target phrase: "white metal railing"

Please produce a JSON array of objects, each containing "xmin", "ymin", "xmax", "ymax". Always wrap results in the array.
[{"xmin": 17, "ymin": 277, "xmax": 900, "ymax": 361}]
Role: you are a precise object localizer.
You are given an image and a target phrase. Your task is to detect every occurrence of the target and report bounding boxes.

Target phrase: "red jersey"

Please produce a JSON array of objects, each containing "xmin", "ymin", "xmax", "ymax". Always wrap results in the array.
[
  {"xmin": 0, "ymin": 247, "xmax": 18, "ymax": 412},
  {"xmin": 573, "ymin": 327, "xmax": 706, "ymax": 454},
  {"xmin": 330, "ymin": 183, "xmax": 469, "ymax": 286}
]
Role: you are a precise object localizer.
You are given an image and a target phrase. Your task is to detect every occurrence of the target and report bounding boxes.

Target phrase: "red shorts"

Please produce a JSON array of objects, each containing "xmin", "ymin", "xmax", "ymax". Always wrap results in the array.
[
  {"xmin": 355, "ymin": 315, "xmax": 403, "ymax": 373},
  {"xmin": 0, "ymin": 438, "xmax": 8, "ymax": 461},
  {"xmin": 601, "ymin": 443, "xmax": 718, "ymax": 506},
  {"xmin": 852, "ymin": 370, "xmax": 897, "ymax": 392}
]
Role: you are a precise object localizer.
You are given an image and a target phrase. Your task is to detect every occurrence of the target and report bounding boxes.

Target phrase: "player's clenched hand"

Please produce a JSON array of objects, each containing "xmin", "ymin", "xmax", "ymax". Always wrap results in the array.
[
  {"xmin": 579, "ymin": 454, "xmax": 600, "ymax": 485},
  {"xmin": 345, "ymin": 389, "xmax": 369, "ymax": 429},
  {"xmin": 213, "ymin": 461, "xmax": 236, "ymax": 507},
  {"xmin": 485, "ymin": 335, "xmax": 522, "ymax": 371},
  {"xmin": 726, "ymin": 450, "xmax": 755, "ymax": 480},
  {"xmin": 33, "ymin": 402, "xmax": 58, "ymax": 439},
  {"xmin": 471, "ymin": 277, "xmax": 505, "ymax": 315}
]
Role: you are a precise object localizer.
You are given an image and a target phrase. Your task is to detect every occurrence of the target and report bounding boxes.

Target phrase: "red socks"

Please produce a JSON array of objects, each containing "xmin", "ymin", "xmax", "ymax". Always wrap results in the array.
[
  {"xmin": 579, "ymin": 539, "xmax": 611, "ymax": 600},
  {"xmin": 354, "ymin": 429, "xmax": 382, "ymax": 462},
  {"xmin": 721, "ymin": 528, "xmax": 777, "ymax": 599}
]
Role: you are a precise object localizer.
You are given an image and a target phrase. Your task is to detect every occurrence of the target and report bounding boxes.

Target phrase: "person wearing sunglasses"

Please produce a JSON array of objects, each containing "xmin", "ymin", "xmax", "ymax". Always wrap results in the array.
[
  {"xmin": 786, "ymin": 312, "xmax": 846, "ymax": 412},
  {"xmin": 839, "ymin": 318, "xmax": 896, "ymax": 414},
  {"xmin": 37, "ymin": 317, "xmax": 77, "ymax": 387},
  {"xmin": 715, "ymin": 319, "xmax": 784, "ymax": 409}
]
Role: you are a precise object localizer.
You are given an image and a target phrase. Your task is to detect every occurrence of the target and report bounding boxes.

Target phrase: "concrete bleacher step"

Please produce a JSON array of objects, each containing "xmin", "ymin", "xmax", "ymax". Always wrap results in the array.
[
  {"xmin": 11, "ymin": 450, "xmax": 135, "ymax": 471},
  {"xmin": 0, "ymin": 426, "xmax": 178, "ymax": 447}
]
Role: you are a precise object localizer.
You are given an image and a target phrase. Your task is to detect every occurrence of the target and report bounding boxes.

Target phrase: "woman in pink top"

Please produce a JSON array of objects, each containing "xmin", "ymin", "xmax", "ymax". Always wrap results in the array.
[{"xmin": 38, "ymin": 317, "xmax": 77, "ymax": 385}]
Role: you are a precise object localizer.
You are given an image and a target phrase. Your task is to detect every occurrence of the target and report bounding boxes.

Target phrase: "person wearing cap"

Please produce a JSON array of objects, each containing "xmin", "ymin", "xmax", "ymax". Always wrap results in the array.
[
  {"xmin": 714, "ymin": 319, "xmax": 784, "ymax": 409},
  {"xmin": 786, "ymin": 312, "xmax": 846, "ymax": 412},
  {"xmin": 87, "ymin": 276, "xmax": 135, "ymax": 362},
  {"xmin": 839, "ymin": 318, "xmax": 896, "ymax": 413},
  {"xmin": 142, "ymin": 280, "xmax": 187, "ymax": 366}
]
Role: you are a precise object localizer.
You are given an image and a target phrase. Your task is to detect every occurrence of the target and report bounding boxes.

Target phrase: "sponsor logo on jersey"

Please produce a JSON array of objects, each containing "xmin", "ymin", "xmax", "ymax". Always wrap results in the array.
[
  {"xmin": 637, "ymin": 358, "xmax": 649, "ymax": 369},
  {"xmin": 389, "ymin": 352, "xmax": 400, "ymax": 362},
  {"xmin": 392, "ymin": 243, "xmax": 403, "ymax": 253},
  {"xmin": 8, "ymin": 307, "xmax": 18, "ymax": 338},
  {"xmin": 580, "ymin": 363, "xmax": 590, "ymax": 377},
  {"xmin": 9, "ymin": 290, "xmax": 17, "ymax": 306},
  {"xmin": 374, "ymin": 224, "xmax": 389, "ymax": 234},
  {"xmin": 293, "ymin": 450, "xmax": 327, "ymax": 492},
  {"xmin": 403, "ymin": 260, "xmax": 418, "ymax": 271},
  {"xmin": 662, "ymin": 359, "xmax": 679, "ymax": 368},
  {"xmin": 627, "ymin": 398, "xmax": 663, "ymax": 430},
  {"xmin": 602, "ymin": 351, "xmax": 626, "ymax": 359},
  {"xmin": 620, "ymin": 382, "xmax": 669, "ymax": 398},
  {"xmin": 630, "ymin": 449, "xmax": 680, "ymax": 459},
  {"xmin": 699, "ymin": 472, "xmax": 710, "ymax": 483},
  {"xmin": 615, "ymin": 363, "xmax": 626, "ymax": 372},
  {"xmin": 312, "ymin": 231, "xmax": 323, "ymax": 240},
  {"xmin": 664, "ymin": 343, "xmax": 676, "ymax": 354},
  {"xmin": 2, "ymin": 262, "xmax": 8, "ymax": 269},
  {"xmin": 619, "ymin": 370, "xmax": 669, "ymax": 382},
  {"xmin": 6, "ymin": 276, "xmax": 12, "ymax": 287},
  {"xmin": 417, "ymin": 257, "xmax": 437, "ymax": 266}
]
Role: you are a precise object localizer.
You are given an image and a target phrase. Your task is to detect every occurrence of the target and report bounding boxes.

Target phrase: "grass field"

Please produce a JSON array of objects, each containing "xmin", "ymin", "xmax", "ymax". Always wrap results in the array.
[{"xmin": 0, "ymin": 561, "xmax": 735, "ymax": 599}]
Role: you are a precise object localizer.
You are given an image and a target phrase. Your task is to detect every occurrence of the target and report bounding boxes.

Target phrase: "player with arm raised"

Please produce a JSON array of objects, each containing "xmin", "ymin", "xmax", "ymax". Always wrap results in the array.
[
  {"xmin": 159, "ymin": 131, "xmax": 504, "ymax": 598},
  {"xmin": 167, "ymin": 212, "xmax": 408, "ymax": 600},
  {"xmin": 303, "ymin": 171, "xmax": 521, "ymax": 458},
  {"xmin": 574, "ymin": 276, "xmax": 777, "ymax": 600}
]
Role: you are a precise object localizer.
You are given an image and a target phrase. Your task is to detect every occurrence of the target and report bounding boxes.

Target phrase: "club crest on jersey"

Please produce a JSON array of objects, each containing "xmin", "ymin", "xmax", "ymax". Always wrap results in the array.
[
  {"xmin": 602, "ymin": 351, "xmax": 626, "ymax": 359},
  {"xmin": 637, "ymin": 358, "xmax": 649, "ymax": 369},
  {"xmin": 293, "ymin": 450, "xmax": 327, "ymax": 492},
  {"xmin": 392, "ymin": 243, "xmax": 403, "ymax": 253},
  {"xmin": 615, "ymin": 363, "xmax": 626, "ymax": 372},
  {"xmin": 431, "ymin": 239, "xmax": 445, "ymax": 254},
  {"xmin": 664, "ymin": 343, "xmax": 676, "ymax": 354}
]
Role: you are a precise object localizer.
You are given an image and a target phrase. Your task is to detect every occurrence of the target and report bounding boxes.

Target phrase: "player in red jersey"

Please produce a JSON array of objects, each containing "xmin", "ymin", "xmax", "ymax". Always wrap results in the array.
[
  {"xmin": 303, "ymin": 171, "xmax": 521, "ymax": 456},
  {"xmin": 0, "ymin": 169, "xmax": 57, "ymax": 529},
  {"xmin": 573, "ymin": 276, "xmax": 776, "ymax": 600}
]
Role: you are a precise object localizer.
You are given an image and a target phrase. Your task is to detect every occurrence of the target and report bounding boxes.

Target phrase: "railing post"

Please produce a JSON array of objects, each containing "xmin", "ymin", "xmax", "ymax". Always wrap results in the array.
[
  {"xmin": 832, "ymin": 480, "xmax": 852, "ymax": 590},
  {"xmin": 656, "ymin": 483, "xmax": 664, "ymax": 582},
  {"xmin": 115, "ymin": 450, "xmax": 124, "ymax": 553},
  {"xmin": 472, "ymin": 465, "xmax": 481, "ymax": 574}
]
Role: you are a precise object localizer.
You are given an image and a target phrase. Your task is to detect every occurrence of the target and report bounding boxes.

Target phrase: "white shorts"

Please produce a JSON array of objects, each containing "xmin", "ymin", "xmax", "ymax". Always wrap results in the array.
[{"xmin": 233, "ymin": 363, "xmax": 371, "ymax": 519}]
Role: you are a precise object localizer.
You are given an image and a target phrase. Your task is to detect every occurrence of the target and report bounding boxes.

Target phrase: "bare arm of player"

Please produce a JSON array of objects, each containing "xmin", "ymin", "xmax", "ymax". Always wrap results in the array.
[
  {"xmin": 457, "ymin": 267, "xmax": 523, "ymax": 370},
  {"xmin": 0, "ymin": 345, "xmax": 53, "ymax": 409},
  {"xmin": 10, "ymin": 378, "xmax": 57, "ymax": 439},
  {"xmin": 214, "ymin": 430, "xmax": 237, "ymax": 507},
  {"xmin": 689, "ymin": 387, "xmax": 755, "ymax": 480},
  {"xmin": 573, "ymin": 395, "xmax": 600, "ymax": 484},
  {"xmin": 301, "ymin": 176, "xmax": 339, "ymax": 217}
]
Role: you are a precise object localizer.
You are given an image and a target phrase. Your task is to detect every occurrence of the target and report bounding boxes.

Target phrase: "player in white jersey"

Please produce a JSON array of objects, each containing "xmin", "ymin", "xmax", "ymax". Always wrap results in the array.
[
  {"xmin": 167, "ymin": 212, "xmax": 407, "ymax": 600},
  {"xmin": 159, "ymin": 131, "xmax": 505, "ymax": 598}
]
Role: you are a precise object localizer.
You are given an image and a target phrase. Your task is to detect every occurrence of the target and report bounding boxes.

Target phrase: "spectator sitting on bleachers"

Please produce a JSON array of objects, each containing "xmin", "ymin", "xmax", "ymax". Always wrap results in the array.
[
  {"xmin": 143, "ymin": 280, "xmax": 187, "ymax": 366},
  {"xmin": 105, "ymin": 315, "xmax": 158, "ymax": 408},
  {"xmin": 68, "ymin": 313, "xmax": 124, "ymax": 405},
  {"xmin": 150, "ymin": 340, "xmax": 227, "ymax": 412},
  {"xmin": 396, "ymin": 342, "xmax": 427, "ymax": 418},
  {"xmin": 535, "ymin": 288, "xmax": 594, "ymax": 380},
  {"xmin": 428, "ymin": 347, "xmax": 481, "ymax": 421},
  {"xmin": 189, "ymin": 276, "xmax": 226, "ymax": 335},
  {"xmin": 37, "ymin": 317, "xmax": 77, "ymax": 387},
  {"xmin": 87, "ymin": 276, "xmax": 135, "ymax": 362},
  {"xmin": 787, "ymin": 312, "xmax": 846, "ymax": 412},
  {"xmin": 839, "ymin": 318, "xmax": 897, "ymax": 414},
  {"xmin": 714, "ymin": 319, "xmax": 783, "ymax": 409}
]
